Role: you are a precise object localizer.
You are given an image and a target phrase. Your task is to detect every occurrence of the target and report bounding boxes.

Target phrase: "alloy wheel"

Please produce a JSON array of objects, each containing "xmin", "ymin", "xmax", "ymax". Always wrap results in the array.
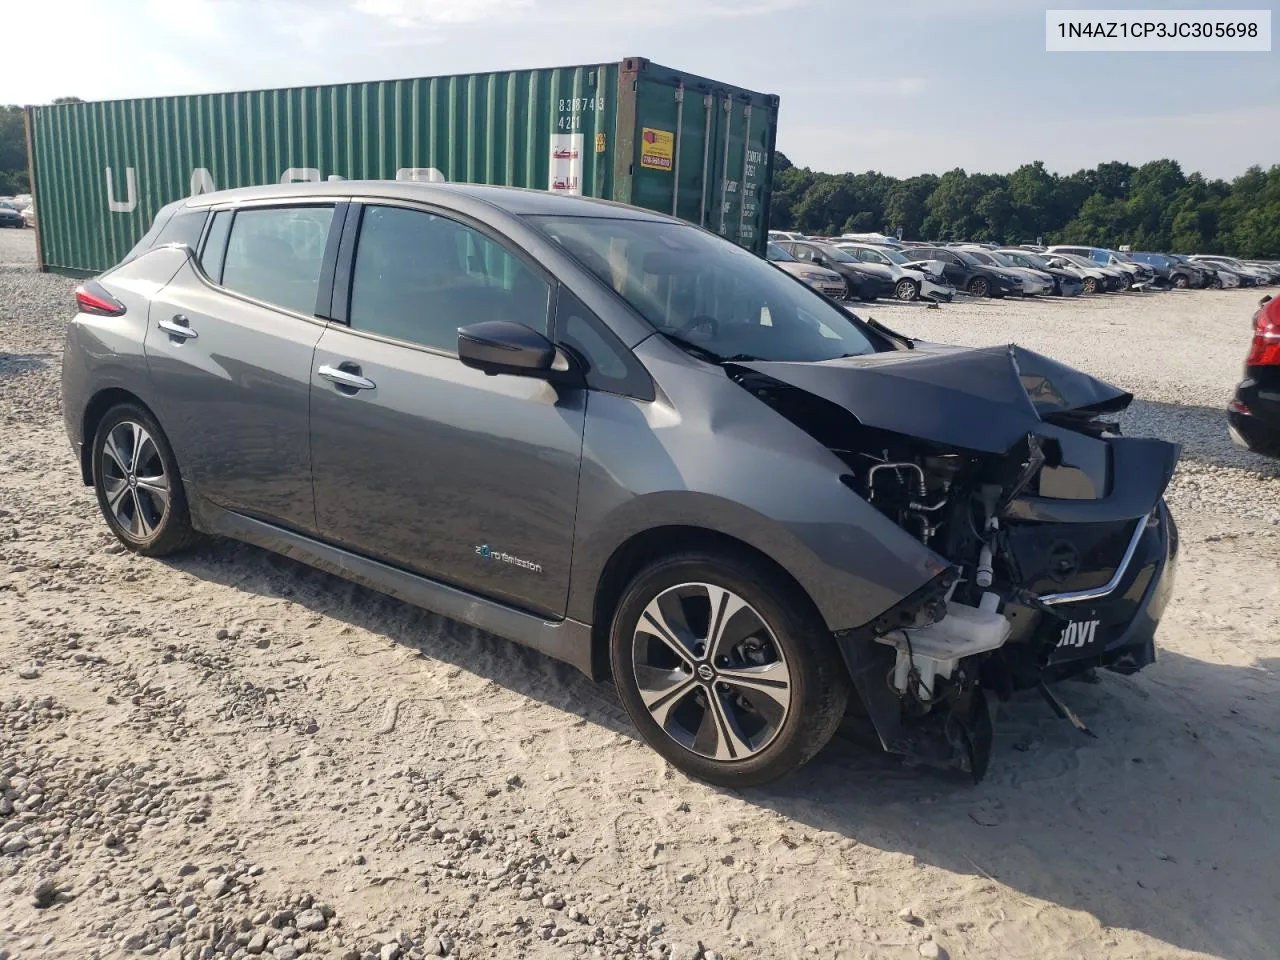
[
  {"xmin": 631, "ymin": 582, "xmax": 792, "ymax": 762},
  {"xmin": 100, "ymin": 421, "xmax": 170, "ymax": 539},
  {"xmin": 894, "ymin": 279, "xmax": 918, "ymax": 302}
]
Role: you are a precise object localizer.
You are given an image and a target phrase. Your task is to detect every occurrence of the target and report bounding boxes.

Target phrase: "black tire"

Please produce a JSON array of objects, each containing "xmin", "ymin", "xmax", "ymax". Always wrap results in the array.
[
  {"xmin": 894, "ymin": 278, "xmax": 919, "ymax": 302},
  {"xmin": 609, "ymin": 551, "xmax": 850, "ymax": 788},
  {"xmin": 1082, "ymin": 276, "xmax": 1100, "ymax": 294},
  {"xmin": 1119, "ymin": 273, "xmax": 1133, "ymax": 290},
  {"xmin": 91, "ymin": 403, "xmax": 199, "ymax": 557},
  {"xmin": 1212, "ymin": 277, "xmax": 1224, "ymax": 290},
  {"xmin": 967, "ymin": 276, "xmax": 991, "ymax": 298},
  {"xmin": 1172, "ymin": 273, "xmax": 1190, "ymax": 289}
]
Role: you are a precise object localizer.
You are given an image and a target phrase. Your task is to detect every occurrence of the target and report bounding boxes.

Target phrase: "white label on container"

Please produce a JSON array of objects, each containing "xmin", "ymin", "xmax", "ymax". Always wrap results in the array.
[{"xmin": 549, "ymin": 134, "xmax": 584, "ymax": 196}]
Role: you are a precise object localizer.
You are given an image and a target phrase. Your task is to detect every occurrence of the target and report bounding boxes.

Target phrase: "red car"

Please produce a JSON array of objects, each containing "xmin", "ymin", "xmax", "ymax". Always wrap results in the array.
[{"xmin": 1229, "ymin": 294, "xmax": 1280, "ymax": 457}]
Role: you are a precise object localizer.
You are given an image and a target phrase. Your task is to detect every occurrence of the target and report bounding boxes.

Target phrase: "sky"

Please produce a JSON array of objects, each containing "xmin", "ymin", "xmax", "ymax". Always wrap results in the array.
[{"xmin": 2, "ymin": 0, "xmax": 1277, "ymax": 180}]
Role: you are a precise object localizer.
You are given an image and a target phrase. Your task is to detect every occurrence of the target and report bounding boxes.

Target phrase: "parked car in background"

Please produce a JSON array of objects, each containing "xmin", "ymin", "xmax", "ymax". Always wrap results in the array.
[
  {"xmin": 1192, "ymin": 255, "xmax": 1271, "ymax": 286},
  {"xmin": 959, "ymin": 248, "xmax": 1054, "ymax": 296},
  {"xmin": 838, "ymin": 232, "xmax": 904, "ymax": 249},
  {"xmin": 778, "ymin": 240, "xmax": 896, "ymax": 301},
  {"xmin": 834, "ymin": 242, "xmax": 955, "ymax": 302},
  {"xmin": 900, "ymin": 246, "xmax": 1023, "ymax": 298},
  {"xmin": 1128, "ymin": 252, "xmax": 1206, "ymax": 288},
  {"xmin": 1167, "ymin": 254, "xmax": 1222, "ymax": 288},
  {"xmin": 766, "ymin": 242, "xmax": 847, "ymax": 299},
  {"xmin": 1046, "ymin": 246, "xmax": 1154, "ymax": 289},
  {"xmin": 1229, "ymin": 294, "xmax": 1280, "ymax": 457},
  {"xmin": 0, "ymin": 202, "xmax": 25, "ymax": 229},
  {"xmin": 60, "ymin": 180, "xmax": 1183, "ymax": 786},
  {"xmin": 768, "ymin": 230, "xmax": 806, "ymax": 243},
  {"xmin": 1244, "ymin": 261, "xmax": 1280, "ymax": 283},
  {"xmin": 20, "ymin": 204, "xmax": 36, "ymax": 228},
  {"xmin": 1043, "ymin": 253, "xmax": 1124, "ymax": 293},
  {"xmin": 995, "ymin": 248, "xmax": 1084, "ymax": 296}
]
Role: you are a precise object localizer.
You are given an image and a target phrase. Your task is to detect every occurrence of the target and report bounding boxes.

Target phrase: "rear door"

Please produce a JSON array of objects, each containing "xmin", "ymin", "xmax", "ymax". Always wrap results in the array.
[
  {"xmin": 308, "ymin": 202, "xmax": 586, "ymax": 619},
  {"xmin": 144, "ymin": 202, "xmax": 341, "ymax": 533}
]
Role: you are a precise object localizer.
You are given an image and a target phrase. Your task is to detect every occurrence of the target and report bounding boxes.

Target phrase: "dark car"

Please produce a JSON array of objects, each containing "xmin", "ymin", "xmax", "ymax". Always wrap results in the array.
[
  {"xmin": 780, "ymin": 240, "xmax": 895, "ymax": 301},
  {"xmin": 1229, "ymin": 294, "xmax": 1280, "ymax": 457},
  {"xmin": 1128, "ymin": 252, "xmax": 1206, "ymax": 289},
  {"xmin": 1169, "ymin": 254, "xmax": 1221, "ymax": 288},
  {"xmin": 904, "ymin": 246, "xmax": 1024, "ymax": 298},
  {"xmin": 0, "ymin": 202, "xmax": 24, "ymax": 228},
  {"xmin": 61, "ymin": 182, "xmax": 1180, "ymax": 786}
]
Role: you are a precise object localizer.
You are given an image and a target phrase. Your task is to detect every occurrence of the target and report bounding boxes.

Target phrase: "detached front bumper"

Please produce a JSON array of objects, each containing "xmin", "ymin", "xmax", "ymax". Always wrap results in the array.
[{"xmin": 920, "ymin": 279, "xmax": 956, "ymax": 302}]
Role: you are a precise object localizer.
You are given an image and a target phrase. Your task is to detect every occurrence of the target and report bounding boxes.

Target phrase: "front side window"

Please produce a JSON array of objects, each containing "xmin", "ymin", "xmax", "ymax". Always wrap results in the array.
[
  {"xmin": 348, "ymin": 205, "xmax": 551, "ymax": 352},
  {"xmin": 532, "ymin": 216, "xmax": 881, "ymax": 364},
  {"xmin": 221, "ymin": 206, "xmax": 334, "ymax": 315}
]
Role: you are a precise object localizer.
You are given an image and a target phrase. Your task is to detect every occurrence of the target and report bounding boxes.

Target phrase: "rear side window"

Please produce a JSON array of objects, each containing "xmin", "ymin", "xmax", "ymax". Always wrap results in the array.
[
  {"xmin": 348, "ymin": 205, "xmax": 551, "ymax": 353},
  {"xmin": 221, "ymin": 206, "xmax": 335, "ymax": 315},
  {"xmin": 200, "ymin": 210, "xmax": 232, "ymax": 282},
  {"xmin": 154, "ymin": 209, "xmax": 208, "ymax": 251}
]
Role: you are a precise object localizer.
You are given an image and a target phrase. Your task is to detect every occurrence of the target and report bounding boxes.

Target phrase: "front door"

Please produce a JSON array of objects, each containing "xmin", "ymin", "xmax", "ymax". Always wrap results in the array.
[
  {"xmin": 144, "ymin": 204, "xmax": 338, "ymax": 533},
  {"xmin": 308, "ymin": 203, "xmax": 586, "ymax": 619}
]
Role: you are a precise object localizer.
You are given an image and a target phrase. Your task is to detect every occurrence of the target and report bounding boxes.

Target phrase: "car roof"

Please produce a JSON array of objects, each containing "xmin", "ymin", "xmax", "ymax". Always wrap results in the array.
[{"xmin": 183, "ymin": 180, "xmax": 673, "ymax": 222}]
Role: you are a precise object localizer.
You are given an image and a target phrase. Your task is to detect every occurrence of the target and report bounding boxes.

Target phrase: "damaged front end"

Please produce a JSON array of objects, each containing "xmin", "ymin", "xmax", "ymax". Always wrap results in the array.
[{"xmin": 728, "ymin": 343, "xmax": 1181, "ymax": 780}]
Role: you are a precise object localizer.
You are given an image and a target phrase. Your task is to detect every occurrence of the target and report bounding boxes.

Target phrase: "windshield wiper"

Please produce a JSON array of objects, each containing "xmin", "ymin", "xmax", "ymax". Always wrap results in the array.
[
  {"xmin": 864, "ymin": 316, "xmax": 915, "ymax": 349},
  {"xmin": 662, "ymin": 333, "xmax": 724, "ymax": 364},
  {"xmin": 721, "ymin": 353, "xmax": 762, "ymax": 362}
]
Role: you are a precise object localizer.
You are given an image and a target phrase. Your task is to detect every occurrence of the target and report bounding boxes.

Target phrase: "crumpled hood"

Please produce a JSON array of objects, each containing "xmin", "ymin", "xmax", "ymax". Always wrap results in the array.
[{"xmin": 733, "ymin": 342, "xmax": 1133, "ymax": 454}]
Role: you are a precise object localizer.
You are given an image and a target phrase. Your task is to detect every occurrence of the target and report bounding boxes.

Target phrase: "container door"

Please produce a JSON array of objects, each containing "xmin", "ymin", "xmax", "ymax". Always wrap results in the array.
[{"xmin": 630, "ymin": 82, "xmax": 774, "ymax": 255}]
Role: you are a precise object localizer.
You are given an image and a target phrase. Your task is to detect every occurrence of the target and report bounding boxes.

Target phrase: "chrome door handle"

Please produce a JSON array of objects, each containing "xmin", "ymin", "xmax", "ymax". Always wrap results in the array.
[
  {"xmin": 317, "ymin": 364, "xmax": 376, "ymax": 391},
  {"xmin": 158, "ymin": 316, "xmax": 198, "ymax": 340}
]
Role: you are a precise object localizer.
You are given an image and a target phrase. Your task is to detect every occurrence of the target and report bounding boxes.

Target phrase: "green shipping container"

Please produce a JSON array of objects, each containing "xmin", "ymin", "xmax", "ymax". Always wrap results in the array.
[{"xmin": 25, "ymin": 57, "xmax": 778, "ymax": 277}]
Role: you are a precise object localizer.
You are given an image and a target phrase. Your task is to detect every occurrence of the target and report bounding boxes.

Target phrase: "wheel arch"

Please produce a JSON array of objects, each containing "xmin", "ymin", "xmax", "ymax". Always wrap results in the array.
[{"xmin": 79, "ymin": 387, "xmax": 154, "ymax": 485}]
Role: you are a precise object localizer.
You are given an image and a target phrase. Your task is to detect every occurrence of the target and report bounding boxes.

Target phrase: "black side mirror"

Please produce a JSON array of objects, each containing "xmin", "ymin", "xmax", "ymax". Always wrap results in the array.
[{"xmin": 458, "ymin": 320, "xmax": 558, "ymax": 378}]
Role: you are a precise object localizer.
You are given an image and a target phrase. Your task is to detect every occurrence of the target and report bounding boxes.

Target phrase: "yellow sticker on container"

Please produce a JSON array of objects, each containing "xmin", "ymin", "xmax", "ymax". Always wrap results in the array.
[
  {"xmin": 639, "ymin": 128, "xmax": 674, "ymax": 171},
  {"xmin": 595, "ymin": 133, "xmax": 607, "ymax": 154}
]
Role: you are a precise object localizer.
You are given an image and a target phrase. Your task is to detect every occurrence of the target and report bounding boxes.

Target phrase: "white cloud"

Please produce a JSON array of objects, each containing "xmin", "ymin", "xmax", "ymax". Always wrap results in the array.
[{"xmin": 353, "ymin": 0, "xmax": 533, "ymax": 28}]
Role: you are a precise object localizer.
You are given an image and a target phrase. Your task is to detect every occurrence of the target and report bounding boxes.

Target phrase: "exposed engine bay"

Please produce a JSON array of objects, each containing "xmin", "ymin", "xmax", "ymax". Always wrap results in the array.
[{"xmin": 728, "ymin": 341, "xmax": 1181, "ymax": 780}]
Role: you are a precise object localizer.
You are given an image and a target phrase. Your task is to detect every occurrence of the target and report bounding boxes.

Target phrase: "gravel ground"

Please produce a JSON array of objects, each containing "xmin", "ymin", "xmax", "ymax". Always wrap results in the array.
[{"xmin": 2, "ymin": 228, "xmax": 1279, "ymax": 960}]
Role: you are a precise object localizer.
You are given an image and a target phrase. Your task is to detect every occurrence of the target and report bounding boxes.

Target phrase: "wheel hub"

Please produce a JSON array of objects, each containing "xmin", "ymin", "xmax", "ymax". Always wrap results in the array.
[{"xmin": 631, "ymin": 582, "xmax": 793, "ymax": 762}]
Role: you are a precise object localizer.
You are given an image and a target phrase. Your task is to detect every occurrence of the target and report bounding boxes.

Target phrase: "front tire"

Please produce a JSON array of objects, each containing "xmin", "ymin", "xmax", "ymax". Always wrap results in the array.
[
  {"xmin": 894, "ymin": 278, "xmax": 920, "ymax": 302},
  {"xmin": 1082, "ymin": 276, "xmax": 1100, "ymax": 294},
  {"xmin": 1172, "ymin": 273, "xmax": 1190, "ymax": 289},
  {"xmin": 967, "ymin": 276, "xmax": 991, "ymax": 298},
  {"xmin": 609, "ymin": 551, "xmax": 850, "ymax": 788},
  {"xmin": 91, "ymin": 403, "xmax": 199, "ymax": 557}
]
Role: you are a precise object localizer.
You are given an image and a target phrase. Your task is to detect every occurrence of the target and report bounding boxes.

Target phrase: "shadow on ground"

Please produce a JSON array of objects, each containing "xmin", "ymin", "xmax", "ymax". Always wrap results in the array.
[{"xmin": 164, "ymin": 531, "xmax": 1279, "ymax": 960}]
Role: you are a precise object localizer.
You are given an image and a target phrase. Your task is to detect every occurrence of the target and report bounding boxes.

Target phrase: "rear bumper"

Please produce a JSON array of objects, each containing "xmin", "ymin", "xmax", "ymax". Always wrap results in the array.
[{"xmin": 1229, "ymin": 376, "xmax": 1280, "ymax": 457}]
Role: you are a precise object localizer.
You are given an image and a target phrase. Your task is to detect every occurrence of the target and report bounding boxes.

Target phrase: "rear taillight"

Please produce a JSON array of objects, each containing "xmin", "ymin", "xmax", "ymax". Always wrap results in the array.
[
  {"xmin": 1246, "ymin": 297, "xmax": 1280, "ymax": 366},
  {"xmin": 74, "ymin": 281, "xmax": 126, "ymax": 317}
]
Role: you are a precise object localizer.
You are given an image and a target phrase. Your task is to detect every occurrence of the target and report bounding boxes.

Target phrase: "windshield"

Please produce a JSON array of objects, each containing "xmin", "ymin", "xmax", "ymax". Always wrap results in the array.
[
  {"xmin": 987, "ymin": 252, "xmax": 1023, "ymax": 268},
  {"xmin": 878, "ymin": 248, "xmax": 910, "ymax": 264},
  {"xmin": 533, "ymin": 216, "xmax": 881, "ymax": 363},
  {"xmin": 966, "ymin": 250, "xmax": 995, "ymax": 265},
  {"xmin": 1005, "ymin": 250, "xmax": 1049, "ymax": 269},
  {"xmin": 814, "ymin": 244, "xmax": 856, "ymax": 263},
  {"xmin": 950, "ymin": 249, "xmax": 982, "ymax": 267},
  {"xmin": 1060, "ymin": 254, "xmax": 1097, "ymax": 269},
  {"xmin": 766, "ymin": 243, "xmax": 796, "ymax": 262}
]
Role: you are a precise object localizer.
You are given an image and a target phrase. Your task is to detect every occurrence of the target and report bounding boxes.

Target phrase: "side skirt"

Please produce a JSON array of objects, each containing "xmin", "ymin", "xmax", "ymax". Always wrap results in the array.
[{"xmin": 188, "ymin": 492, "xmax": 595, "ymax": 677}]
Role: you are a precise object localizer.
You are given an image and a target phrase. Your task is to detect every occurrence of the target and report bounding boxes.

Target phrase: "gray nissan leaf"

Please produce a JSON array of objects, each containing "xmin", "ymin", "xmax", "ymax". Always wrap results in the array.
[{"xmin": 61, "ymin": 182, "xmax": 1180, "ymax": 786}]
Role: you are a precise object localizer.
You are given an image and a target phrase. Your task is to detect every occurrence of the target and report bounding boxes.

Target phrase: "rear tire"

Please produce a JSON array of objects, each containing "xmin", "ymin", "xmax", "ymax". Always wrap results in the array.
[
  {"xmin": 967, "ymin": 276, "xmax": 991, "ymax": 298},
  {"xmin": 894, "ymin": 278, "xmax": 919, "ymax": 302},
  {"xmin": 91, "ymin": 403, "xmax": 200, "ymax": 557},
  {"xmin": 609, "ymin": 551, "xmax": 850, "ymax": 788},
  {"xmin": 1172, "ymin": 274, "xmax": 1190, "ymax": 289}
]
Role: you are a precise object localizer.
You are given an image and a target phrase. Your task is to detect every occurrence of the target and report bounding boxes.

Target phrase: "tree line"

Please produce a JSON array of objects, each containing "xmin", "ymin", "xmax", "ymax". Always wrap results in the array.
[
  {"xmin": 0, "ymin": 100, "xmax": 82, "ymax": 196},
  {"xmin": 769, "ymin": 153, "xmax": 1280, "ymax": 258}
]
